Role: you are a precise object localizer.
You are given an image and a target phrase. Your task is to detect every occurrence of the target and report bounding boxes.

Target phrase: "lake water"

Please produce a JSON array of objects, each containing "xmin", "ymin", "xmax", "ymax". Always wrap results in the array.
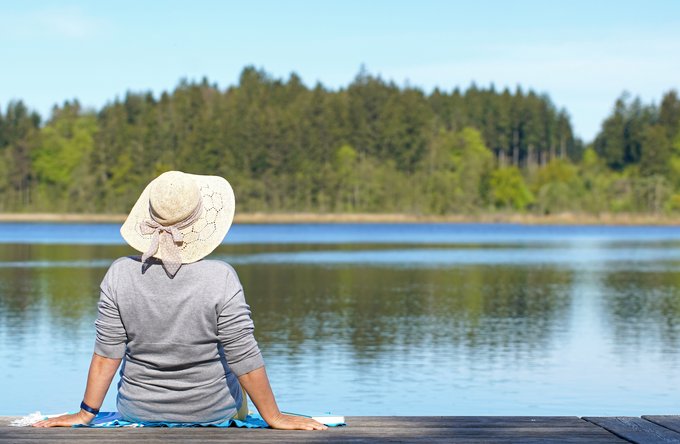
[{"xmin": 1, "ymin": 223, "xmax": 679, "ymax": 417}]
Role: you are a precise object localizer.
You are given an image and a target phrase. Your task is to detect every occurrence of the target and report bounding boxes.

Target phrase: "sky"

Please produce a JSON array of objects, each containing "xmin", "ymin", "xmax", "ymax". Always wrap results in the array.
[{"xmin": 1, "ymin": 0, "xmax": 679, "ymax": 142}]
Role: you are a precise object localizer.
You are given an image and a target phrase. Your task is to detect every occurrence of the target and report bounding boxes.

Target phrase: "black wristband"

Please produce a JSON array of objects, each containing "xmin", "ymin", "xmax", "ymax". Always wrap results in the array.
[{"xmin": 80, "ymin": 401, "xmax": 99, "ymax": 416}]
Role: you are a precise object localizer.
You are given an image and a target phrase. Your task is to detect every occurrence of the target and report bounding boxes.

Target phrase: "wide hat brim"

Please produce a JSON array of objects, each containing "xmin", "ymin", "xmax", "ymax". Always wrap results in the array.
[{"xmin": 120, "ymin": 173, "xmax": 235, "ymax": 263}]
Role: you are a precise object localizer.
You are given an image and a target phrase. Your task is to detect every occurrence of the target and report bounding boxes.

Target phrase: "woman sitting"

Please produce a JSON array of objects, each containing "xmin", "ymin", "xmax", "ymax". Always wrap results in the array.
[{"xmin": 33, "ymin": 171, "xmax": 326, "ymax": 430}]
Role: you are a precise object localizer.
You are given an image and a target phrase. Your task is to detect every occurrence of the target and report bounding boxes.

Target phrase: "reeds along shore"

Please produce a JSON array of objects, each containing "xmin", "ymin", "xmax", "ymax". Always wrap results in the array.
[{"xmin": 0, "ymin": 212, "xmax": 679, "ymax": 225}]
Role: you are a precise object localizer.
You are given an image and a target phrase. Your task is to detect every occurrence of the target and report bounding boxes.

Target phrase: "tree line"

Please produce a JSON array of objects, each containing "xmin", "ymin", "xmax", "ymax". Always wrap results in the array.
[{"xmin": 1, "ymin": 66, "xmax": 679, "ymax": 215}]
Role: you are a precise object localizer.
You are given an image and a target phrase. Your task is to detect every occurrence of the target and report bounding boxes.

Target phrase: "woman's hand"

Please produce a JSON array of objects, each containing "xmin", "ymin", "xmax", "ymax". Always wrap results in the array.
[
  {"xmin": 32, "ymin": 353, "xmax": 121, "ymax": 428},
  {"xmin": 32, "ymin": 410, "xmax": 94, "ymax": 428},
  {"xmin": 266, "ymin": 412, "xmax": 328, "ymax": 431},
  {"xmin": 238, "ymin": 367, "xmax": 327, "ymax": 431}
]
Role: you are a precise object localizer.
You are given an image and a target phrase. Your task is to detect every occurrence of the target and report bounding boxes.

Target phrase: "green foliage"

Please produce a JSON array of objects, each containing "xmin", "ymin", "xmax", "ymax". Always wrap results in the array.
[
  {"xmin": 0, "ymin": 100, "xmax": 41, "ymax": 210},
  {"xmin": 418, "ymin": 127, "xmax": 493, "ymax": 214},
  {"xmin": 639, "ymin": 125, "xmax": 671, "ymax": 177},
  {"xmin": 531, "ymin": 160, "xmax": 583, "ymax": 214},
  {"xmin": 31, "ymin": 103, "xmax": 98, "ymax": 210},
  {"xmin": 334, "ymin": 144, "xmax": 359, "ymax": 211},
  {"xmin": 666, "ymin": 193, "xmax": 680, "ymax": 211},
  {"xmin": 578, "ymin": 148, "xmax": 614, "ymax": 213},
  {"xmin": 0, "ymin": 68, "xmax": 679, "ymax": 215},
  {"xmin": 594, "ymin": 94, "xmax": 656, "ymax": 170},
  {"xmin": 451, "ymin": 127, "xmax": 494, "ymax": 210},
  {"xmin": 489, "ymin": 167, "xmax": 534, "ymax": 210}
]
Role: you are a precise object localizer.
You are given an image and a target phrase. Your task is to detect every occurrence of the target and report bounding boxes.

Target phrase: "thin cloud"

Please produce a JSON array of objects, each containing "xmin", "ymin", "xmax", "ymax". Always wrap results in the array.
[
  {"xmin": 0, "ymin": 6, "xmax": 106, "ymax": 39},
  {"xmin": 36, "ymin": 7, "xmax": 101, "ymax": 38}
]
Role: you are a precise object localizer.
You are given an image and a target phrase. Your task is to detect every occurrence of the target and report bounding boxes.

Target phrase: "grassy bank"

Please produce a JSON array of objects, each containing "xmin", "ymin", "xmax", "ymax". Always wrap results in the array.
[{"xmin": 0, "ymin": 212, "xmax": 679, "ymax": 225}]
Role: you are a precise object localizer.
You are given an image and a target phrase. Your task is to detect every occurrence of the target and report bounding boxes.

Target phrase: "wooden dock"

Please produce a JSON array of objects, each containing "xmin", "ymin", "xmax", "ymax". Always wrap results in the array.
[{"xmin": 2, "ymin": 415, "xmax": 680, "ymax": 443}]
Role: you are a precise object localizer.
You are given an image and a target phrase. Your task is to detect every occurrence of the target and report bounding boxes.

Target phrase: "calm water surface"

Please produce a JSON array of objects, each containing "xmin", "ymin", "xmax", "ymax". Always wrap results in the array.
[{"xmin": 0, "ymin": 223, "xmax": 679, "ymax": 416}]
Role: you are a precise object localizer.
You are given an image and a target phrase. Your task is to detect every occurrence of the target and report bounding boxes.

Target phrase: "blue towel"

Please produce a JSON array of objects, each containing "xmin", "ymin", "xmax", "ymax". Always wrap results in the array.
[{"xmin": 75, "ymin": 411, "xmax": 345, "ymax": 428}]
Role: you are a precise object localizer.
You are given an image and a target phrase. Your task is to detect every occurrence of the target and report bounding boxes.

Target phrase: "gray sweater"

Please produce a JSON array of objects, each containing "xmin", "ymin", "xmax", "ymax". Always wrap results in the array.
[{"xmin": 94, "ymin": 256, "xmax": 264, "ymax": 424}]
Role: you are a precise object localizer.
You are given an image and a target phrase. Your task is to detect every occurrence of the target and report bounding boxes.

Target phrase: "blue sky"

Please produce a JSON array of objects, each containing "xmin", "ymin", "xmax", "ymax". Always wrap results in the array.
[{"xmin": 1, "ymin": 0, "xmax": 679, "ymax": 141}]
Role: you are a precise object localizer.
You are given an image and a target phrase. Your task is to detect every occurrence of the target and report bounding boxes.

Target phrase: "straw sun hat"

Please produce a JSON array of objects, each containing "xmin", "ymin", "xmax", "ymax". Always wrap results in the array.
[{"xmin": 120, "ymin": 171, "xmax": 235, "ymax": 276}]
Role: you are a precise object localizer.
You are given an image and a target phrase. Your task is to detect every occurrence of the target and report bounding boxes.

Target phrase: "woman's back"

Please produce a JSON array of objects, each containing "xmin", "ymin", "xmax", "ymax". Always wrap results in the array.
[
  {"xmin": 95, "ymin": 257, "xmax": 263, "ymax": 424},
  {"xmin": 33, "ymin": 171, "xmax": 325, "ymax": 431}
]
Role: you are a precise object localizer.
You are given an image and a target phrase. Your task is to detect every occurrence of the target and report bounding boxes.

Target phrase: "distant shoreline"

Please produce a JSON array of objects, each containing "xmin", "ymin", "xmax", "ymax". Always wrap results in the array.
[{"xmin": 0, "ymin": 212, "xmax": 678, "ymax": 225}]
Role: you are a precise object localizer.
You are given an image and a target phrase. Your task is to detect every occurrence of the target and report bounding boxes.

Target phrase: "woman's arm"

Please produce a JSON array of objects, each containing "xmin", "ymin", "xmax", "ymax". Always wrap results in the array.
[
  {"xmin": 220, "ymin": 270, "xmax": 324, "ymax": 430},
  {"xmin": 238, "ymin": 366, "xmax": 327, "ymax": 430},
  {"xmin": 33, "ymin": 352, "xmax": 122, "ymax": 427}
]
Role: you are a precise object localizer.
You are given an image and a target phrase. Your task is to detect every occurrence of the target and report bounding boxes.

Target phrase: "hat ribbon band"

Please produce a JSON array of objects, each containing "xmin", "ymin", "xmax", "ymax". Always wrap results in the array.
[{"xmin": 139, "ymin": 200, "xmax": 203, "ymax": 276}]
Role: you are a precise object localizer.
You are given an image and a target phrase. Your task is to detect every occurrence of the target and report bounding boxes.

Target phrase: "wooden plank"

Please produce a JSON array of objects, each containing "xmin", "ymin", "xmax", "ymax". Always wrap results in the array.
[
  {"xmin": 0, "ymin": 438, "xmax": 630, "ymax": 444},
  {"xmin": 0, "ymin": 418, "xmax": 19, "ymax": 427},
  {"xmin": 0, "ymin": 416, "xmax": 629, "ymax": 444},
  {"xmin": 0, "ymin": 415, "xmax": 596, "ymax": 429},
  {"xmin": 584, "ymin": 416, "xmax": 680, "ymax": 444},
  {"xmin": 347, "ymin": 415, "xmax": 596, "ymax": 428},
  {"xmin": 0, "ymin": 426, "xmax": 621, "ymax": 435},
  {"xmin": 644, "ymin": 416, "xmax": 680, "ymax": 435},
  {"xmin": 0, "ymin": 431, "xmax": 626, "ymax": 444}
]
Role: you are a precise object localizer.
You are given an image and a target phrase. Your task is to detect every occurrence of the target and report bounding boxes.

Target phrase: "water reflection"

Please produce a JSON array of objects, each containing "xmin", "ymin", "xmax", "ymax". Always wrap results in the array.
[
  {"xmin": 239, "ymin": 265, "xmax": 571, "ymax": 362},
  {"xmin": 0, "ymin": 249, "xmax": 573, "ymax": 360},
  {"xmin": 0, "ymin": 240, "xmax": 679, "ymax": 415},
  {"xmin": 601, "ymin": 271, "xmax": 680, "ymax": 357}
]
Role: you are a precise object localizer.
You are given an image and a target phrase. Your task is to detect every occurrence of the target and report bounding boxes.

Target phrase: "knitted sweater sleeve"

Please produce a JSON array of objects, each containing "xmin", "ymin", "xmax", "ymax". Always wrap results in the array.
[
  {"xmin": 216, "ymin": 268, "xmax": 265, "ymax": 376},
  {"xmin": 93, "ymin": 263, "xmax": 128, "ymax": 359}
]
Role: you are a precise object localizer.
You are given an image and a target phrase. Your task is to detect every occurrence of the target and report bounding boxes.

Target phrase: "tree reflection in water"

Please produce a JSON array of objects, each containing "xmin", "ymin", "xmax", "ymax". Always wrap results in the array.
[{"xmin": 1, "ymin": 242, "xmax": 679, "ymax": 414}]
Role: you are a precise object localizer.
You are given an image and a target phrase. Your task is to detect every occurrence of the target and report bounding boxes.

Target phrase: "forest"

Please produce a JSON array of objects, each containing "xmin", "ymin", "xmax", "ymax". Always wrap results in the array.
[{"xmin": 1, "ymin": 66, "xmax": 679, "ymax": 215}]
